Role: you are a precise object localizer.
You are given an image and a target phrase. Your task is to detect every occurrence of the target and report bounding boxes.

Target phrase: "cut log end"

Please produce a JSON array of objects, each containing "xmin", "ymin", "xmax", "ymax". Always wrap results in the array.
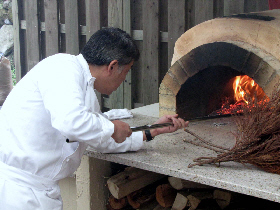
[{"xmin": 156, "ymin": 184, "xmax": 177, "ymax": 208}]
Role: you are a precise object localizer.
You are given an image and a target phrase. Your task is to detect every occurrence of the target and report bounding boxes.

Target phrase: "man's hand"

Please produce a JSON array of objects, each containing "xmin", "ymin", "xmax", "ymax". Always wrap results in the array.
[
  {"xmin": 150, "ymin": 114, "xmax": 188, "ymax": 137},
  {"xmin": 111, "ymin": 120, "xmax": 132, "ymax": 143}
]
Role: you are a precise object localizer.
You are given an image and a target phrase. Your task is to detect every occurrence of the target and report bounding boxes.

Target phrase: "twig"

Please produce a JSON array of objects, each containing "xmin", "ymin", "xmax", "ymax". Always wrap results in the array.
[
  {"xmin": 183, "ymin": 138, "xmax": 225, "ymax": 153},
  {"xmin": 184, "ymin": 128, "xmax": 230, "ymax": 151}
]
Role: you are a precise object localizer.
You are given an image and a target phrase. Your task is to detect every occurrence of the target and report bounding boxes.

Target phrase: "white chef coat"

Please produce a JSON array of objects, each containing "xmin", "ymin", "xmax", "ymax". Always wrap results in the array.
[{"xmin": 0, "ymin": 53, "xmax": 143, "ymax": 209}]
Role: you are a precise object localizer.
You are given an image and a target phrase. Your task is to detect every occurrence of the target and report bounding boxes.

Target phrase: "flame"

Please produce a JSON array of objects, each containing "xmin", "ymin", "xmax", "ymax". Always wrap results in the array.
[
  {"xmin": 211, "ymin": 75, "xmax": 268, "ymax": 116},
  {"xmin": 233, "ymin": 75, "xmax": 266, "ymax": 104},
  {"xmin": 209, "ymin": 75, "xmax": 269, "ymax": 116}
]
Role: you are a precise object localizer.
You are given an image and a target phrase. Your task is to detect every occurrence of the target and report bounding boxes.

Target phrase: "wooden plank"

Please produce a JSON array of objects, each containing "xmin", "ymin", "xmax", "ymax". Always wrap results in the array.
[
  {"xmin": 12, "ymin": 0, "xmax": 22, "ymax": 81},
  {"xmin": 58, "ymin": 0, "xmax": 66, "ymax": 53},
  {"xmin": 21, "ymin": 22, "xmax": 169, "ymax": 43},
  {"xmin": 85, "ymin": 0, "xmax": 102, "ymax": 105},
  {"xmin": 142, "ymin": 0, "xmax": 159, "ymax": 105},
  {"xmin": 107, "ymin": 0, "xmax": 124, "ymax": 109},
  {"xmin": 194, "ymin": 0, "xmax": 214, "ymax": 25},
  {"xmin": 168, "ymin": 0, "xmax": 186, "ymax": 67},
  {"xmin": 244, "ymin": 0, "xmax": 269, "ymax": 12},
  {"xmin": 65, "ymin": 0, "xmax": 79, "ymax": 55},
  {"xmin": 123, "ymin": 0, "xmax": 132, "ymax": 109},
  {"xmin": 108, "ymin": 0, "xmax": 123, "ymax": 27},
  {"xmin": 44, "ymin": 0, "xmax": 59, "ymax": 57},
  {"xmin": 25, "ymin": 0, "xmax": 40, "ymax": 71},
  {"xmin": 213, "ymin": 0, "xmax": 224, "ymax": 18},
  {"xmin": 85, "ymin": 0, "xmax": 101, "ymax": 40},
  {"xmin": 186, "ymin": 0, "xmax": 195, "ymax": 29},
  {"xmin": 224, "ymin": 0, "xmax": 245, "ymax": 16}
]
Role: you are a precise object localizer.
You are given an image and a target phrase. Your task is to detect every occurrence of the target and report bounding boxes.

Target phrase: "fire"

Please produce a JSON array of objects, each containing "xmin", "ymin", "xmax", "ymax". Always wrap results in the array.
[
  {"xmin": 211, "ymin": 75, "xmax": 268, "ymax": 116},
  {"xmin": 233, "ymin": 75, "xmax": 267, "ymax": 104}
]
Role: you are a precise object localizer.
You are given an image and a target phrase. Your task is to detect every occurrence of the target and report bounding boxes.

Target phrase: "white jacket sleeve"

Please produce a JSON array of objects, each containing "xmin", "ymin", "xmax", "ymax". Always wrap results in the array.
[{"xmin": 36, "ymin": 55, "xmax": 143, "ymax": 153}]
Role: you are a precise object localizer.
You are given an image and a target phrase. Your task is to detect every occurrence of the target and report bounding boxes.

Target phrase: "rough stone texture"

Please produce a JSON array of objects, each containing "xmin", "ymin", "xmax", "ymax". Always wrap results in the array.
[
  {"xmin": 159, "ymin": 94, "xmax": 176, "ymax": 110},
  {"xmin": 161, "ymin": 73, "xmax": 181, "ymax": 96},
  {"xmin": 168, "ymin": 62, "xmax": 188, "ymax": 86},
  {"xmin": 0, "ymin": 24, "xmax": 13, "ymax": 56},
  {"xmin": 0, "ymin": 57, "xmax": 12, "ymax": 105},
  {"xmin": 0, "ymin": 0, "xmax": 12, "ymax": 27}
]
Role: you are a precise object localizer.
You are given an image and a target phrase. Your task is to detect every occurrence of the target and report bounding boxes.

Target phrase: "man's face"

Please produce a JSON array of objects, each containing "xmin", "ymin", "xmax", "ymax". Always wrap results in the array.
[{"xmin": 106, "ymin": 61, "xmax": 134, "ymax": 95}]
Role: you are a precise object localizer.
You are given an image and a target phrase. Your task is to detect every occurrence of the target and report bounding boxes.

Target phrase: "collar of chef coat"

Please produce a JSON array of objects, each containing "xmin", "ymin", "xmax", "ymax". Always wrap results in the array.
[{"xmin": 77, "ymin": 54, "xmax": 100, "ymax": 114}]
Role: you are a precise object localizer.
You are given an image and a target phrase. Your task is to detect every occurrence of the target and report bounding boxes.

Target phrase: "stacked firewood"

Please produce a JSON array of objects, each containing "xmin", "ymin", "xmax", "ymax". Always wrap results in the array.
[{"xmin": 106, "ymin": 167, "xmax": 271, "ymax": 210}]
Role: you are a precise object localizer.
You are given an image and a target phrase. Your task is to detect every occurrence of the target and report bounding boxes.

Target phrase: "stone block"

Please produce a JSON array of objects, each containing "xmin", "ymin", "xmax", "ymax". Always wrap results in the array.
[
  {"xmin": 159, "ymin": 94, "xmax": 176, "ymax": 110},
  {"xmin": 254, "ymin": 61, "xmax": 275, "ymax": 88},
  {"xmin": 161, "ymin": 73, "xmax": 181, "ymax": 95},
  {"xmin": 159, "ymin": 107, "xmax": 176, "ymax": 117},
  {"xmin": 169, "ymin": 61, "xmax": 188, "ymax": 85}
]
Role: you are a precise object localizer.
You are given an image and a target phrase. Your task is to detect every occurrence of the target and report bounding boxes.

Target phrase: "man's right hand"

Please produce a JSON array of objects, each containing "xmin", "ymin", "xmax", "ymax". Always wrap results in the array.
[{"xmin": 111, "ymin": 120, "xmax": 132, "ymax": 143}]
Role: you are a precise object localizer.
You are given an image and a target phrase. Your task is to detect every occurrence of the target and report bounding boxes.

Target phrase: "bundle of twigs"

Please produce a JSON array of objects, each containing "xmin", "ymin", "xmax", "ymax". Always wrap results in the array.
[{"xmin": 188, "ymin": 87, "xmax": 280, "ymax": 174}]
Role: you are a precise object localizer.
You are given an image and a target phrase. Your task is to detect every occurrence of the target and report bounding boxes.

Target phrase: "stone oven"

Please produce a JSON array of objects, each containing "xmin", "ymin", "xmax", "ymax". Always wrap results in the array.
[{"xmin": 159, "ymin": 9, "xmax": 280, "ymax": 120}]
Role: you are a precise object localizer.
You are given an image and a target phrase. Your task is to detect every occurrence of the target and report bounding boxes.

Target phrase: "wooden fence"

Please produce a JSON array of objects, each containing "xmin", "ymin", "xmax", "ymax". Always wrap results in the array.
[{"xmin": 12, "ymin": 0, "xmax": 269, "ymax": 110}]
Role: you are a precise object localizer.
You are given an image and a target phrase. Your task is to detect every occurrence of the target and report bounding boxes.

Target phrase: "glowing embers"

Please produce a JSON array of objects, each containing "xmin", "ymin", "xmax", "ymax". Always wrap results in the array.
[{"xmin": 214, "ymin": 75, "xmax": 269, "ymax": 115}]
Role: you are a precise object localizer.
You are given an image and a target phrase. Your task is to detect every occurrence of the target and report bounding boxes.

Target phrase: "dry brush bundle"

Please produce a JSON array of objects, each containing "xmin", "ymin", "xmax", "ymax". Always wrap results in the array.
[{"xmin": 188, "ymin": 86, "xmax": 280, "ymax": 174}]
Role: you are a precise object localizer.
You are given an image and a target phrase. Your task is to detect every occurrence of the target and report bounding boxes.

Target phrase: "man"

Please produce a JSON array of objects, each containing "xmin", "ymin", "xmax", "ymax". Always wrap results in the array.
[{"xmin": 0, "ymin": 27, "xmax": 188, "ymax": 209}]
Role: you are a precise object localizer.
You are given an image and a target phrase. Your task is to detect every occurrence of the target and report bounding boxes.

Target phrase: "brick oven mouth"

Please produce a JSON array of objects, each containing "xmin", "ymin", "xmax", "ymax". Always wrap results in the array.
[
  {"xmin": 159, "ymin": 41, "xmax": 280, "ymax": 120},
  {"xmin": 176, "ymin": 65, "xmax": 268, "ymax": 120},
  {"xmin": 176, "ymin": 65, "xmax": 241, "ymax": 120},
  {"xmin": 159, "ymin": 10, "xmax": 280, "ymax": 120}
]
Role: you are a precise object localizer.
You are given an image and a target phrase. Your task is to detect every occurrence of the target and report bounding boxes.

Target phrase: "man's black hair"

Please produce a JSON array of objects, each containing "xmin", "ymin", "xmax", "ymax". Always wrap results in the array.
[{"xmin": 81, "ymin": 27, "xmax": 140, "ymax": 66}]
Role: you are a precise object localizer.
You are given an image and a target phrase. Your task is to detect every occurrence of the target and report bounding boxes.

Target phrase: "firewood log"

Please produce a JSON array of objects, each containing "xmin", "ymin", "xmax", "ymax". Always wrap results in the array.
[
  {"xmin": 127, "ymin": 188, "xmax": 155, "ymax": 209},
  {"xmin": 156, "ymin": 184, "xmax": 177, "ymax": 208},
  {"xmin": 187, "ymin": 191, "xmax": 213, "ymax": 210},
  {"xmin": 107, "ymin": 167, "xmax": 166, "ymax": 199},
  {"xmin": 133, "ymin": 199, "xmax": 158, "ymax": 210},
  {"xmin": 168, "ymin": 177, "xmax": 211, "ymax": 190},
  {"xmin": 213, "ymin": 189, "xmax": 232, "ymax": 209},
  {"xmin": 153, "ymin": 204, "xmax": 171, "ymax": 210},
  {"xmin": 171, "ymin": 192, "xmax": 190, "ymax": 210},
  {"xmin": 108, "ymin": 195, "xmax": 127, "ymax": 210}
]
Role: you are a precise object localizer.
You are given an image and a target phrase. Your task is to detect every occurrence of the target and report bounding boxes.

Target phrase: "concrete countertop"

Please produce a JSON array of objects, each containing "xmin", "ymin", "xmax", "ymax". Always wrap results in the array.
[{"xmin": 86, "ymin": 103, "xmax": 280, "ymax": 203}]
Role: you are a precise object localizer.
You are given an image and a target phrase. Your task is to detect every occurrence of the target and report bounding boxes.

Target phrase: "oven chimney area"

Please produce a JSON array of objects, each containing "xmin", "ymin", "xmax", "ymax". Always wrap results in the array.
[{"xmin": 159, "ymin": 10, "xmax": 280, "ymax": 120}]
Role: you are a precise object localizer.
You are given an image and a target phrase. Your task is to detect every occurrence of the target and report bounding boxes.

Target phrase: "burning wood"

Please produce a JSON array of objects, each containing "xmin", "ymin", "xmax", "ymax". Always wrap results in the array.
[{"xmin": 210, "ymin": 75, "xmax": 268, "ymax": 116}]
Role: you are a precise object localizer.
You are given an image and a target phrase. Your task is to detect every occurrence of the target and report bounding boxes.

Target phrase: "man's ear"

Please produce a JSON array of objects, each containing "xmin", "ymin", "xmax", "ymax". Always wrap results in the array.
[{"xmin": 107, "ymin": 60, "xmax": 118, "ymax": 75}]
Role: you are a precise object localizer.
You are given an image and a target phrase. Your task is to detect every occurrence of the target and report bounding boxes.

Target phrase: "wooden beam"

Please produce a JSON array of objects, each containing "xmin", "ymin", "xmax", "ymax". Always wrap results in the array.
[
  {"xmin": 214, "ymin": 0, "xmax": 224, "ymax": 18},
  {"xmin": 194, "ymin": 0, "xmax": 214, "ymax": 25},
  {"xmin": 224, "ymin": 0, "xmax": 244, "ymax": 16},
  {"xmin": 65, "ymin": 0, "xmax": 79, "ymax": 55},
  {"xmin": 85, "ymin": 0, "xmax": 101, "ymax": 40},
  {"xmin": 85, "ymin": 0, "xmax": 102, "ymax": 104},
  {"xmin": 123, "ymin": 0, "xmax": 132, "ymax": 109},
  {"xmin": 12, "ymin": 0, "xmax": 22, "ymax": 81},
  {"xmin": 44, "ymin": 0, "xmax": 59, "ymax": 57},
  {"xmin": 107, "ymin": 0, "xmax": 124, "ymax": 109},
  {"xmin": 25, "ymin": 0, "xmax": 40, "ymax": 71},
  {"xmin": 244, "ymin": 0, "xmax": 269, "ymax": 12},
  {"xmin": 168, "ymin": 0, "xmax": 186, "ymax": 67},
  {"xmin": 142, "ymin": 0, "xmax": 160, "ymax": 105}
]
